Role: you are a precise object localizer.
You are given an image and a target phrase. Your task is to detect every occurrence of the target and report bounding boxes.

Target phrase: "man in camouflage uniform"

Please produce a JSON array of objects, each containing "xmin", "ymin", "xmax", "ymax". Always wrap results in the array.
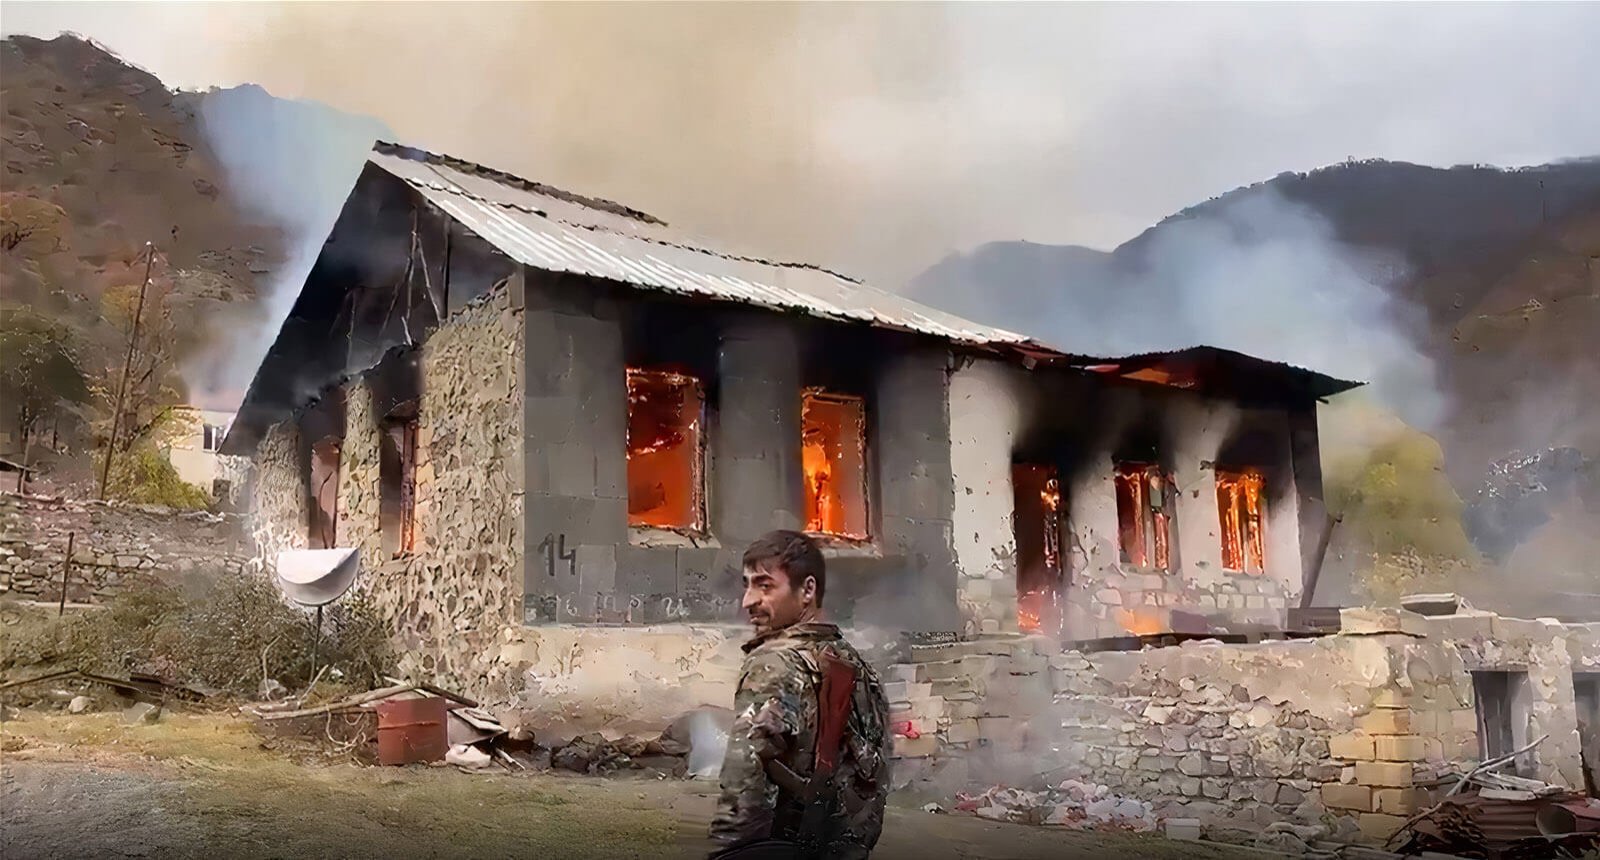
[{"xmin": 709, "ymin": 530, "xmax": 892, "ymax": 859}]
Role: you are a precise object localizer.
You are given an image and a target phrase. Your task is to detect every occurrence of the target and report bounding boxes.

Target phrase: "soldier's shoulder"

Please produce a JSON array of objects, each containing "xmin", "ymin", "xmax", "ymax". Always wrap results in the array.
[{"xmin": 740, "ymin": 639, "xmax": 814, "ymax": 685}]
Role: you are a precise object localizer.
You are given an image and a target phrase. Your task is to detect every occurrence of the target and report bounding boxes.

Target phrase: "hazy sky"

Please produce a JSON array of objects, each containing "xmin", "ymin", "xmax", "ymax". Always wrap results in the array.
[{"xmin": 6, "ymin": 2, "xmax": 1599, "ymax": 284}]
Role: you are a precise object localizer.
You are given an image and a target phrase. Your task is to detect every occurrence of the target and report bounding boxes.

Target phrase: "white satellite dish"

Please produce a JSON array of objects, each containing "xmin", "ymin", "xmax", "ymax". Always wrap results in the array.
[{"xmin": 276, "ymin": 548, "xmax": 360, "ymax": 607}]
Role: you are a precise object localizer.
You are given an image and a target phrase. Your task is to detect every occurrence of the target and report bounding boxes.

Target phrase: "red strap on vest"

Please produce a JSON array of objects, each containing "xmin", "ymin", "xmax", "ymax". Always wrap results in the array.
[{"xmin": 813, "ymin": 652, "xmax": 857, "ymax": 773}]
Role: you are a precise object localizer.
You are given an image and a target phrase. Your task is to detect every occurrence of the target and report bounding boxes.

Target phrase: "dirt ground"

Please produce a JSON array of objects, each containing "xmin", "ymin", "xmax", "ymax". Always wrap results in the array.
[{"xmin": 0, "ymin": 710, "xmax": 1265, "ymax": 860}]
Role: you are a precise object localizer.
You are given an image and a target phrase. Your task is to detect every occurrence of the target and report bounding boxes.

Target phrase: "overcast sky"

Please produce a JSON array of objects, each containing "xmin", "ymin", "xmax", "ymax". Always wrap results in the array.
[{"xmin": 6, "ymin": 2, "xmax": 1599, "ymax": 284}]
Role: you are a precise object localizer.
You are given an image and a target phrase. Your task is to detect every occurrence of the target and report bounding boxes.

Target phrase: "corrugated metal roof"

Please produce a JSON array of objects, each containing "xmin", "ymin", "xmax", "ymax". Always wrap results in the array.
[{"xmin": 369, "ymin": 145, "xmax": 1040, "ymax": 349}]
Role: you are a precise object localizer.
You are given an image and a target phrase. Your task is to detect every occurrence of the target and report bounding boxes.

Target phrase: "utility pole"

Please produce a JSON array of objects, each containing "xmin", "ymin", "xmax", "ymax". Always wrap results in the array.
[{"xmin": 98, "ymin": 242, "xmax": 155, "ymax": 501}]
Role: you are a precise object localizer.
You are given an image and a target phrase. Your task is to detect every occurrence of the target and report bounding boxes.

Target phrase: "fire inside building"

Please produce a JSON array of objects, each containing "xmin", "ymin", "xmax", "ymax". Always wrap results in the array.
[{"xmin": 222, "ymin": 142, "xmax": 1600, "ymax": 842}]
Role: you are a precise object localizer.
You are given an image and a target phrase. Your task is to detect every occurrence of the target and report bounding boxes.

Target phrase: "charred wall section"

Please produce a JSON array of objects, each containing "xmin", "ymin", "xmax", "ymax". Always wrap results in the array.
[
  {"xmin": 520, "ymin": 271, "xmax": 958, "ymax": 630},
  {"xmin": 950, "ymin": 356, "xmax": 1314, "ymax": 639}
]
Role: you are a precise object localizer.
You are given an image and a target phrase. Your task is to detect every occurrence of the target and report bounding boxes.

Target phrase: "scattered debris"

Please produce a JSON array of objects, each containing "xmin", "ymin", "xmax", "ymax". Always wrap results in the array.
[
  {"xmin": 67, "ymin": 695, "xmax": 91, "ymax": 714},
  {"xmin": 123, "ymin": 701, "xmax": 161, "ymax": 725},
  {"xmin": 921, "ymin": 802, "xmax": 945, "ymax": 814},
  {"xmin": 1389, "ymin": 741, "xmax": 1599, "ymax": 859},
  {"xmin": 953, "ymin": 780, "xmax": 1156, "ymax": 831},
  {"xmin": 0, "ymin": 668, "xmax": 207, "ymax": 703},
  {"xmin": 445, "ymin": 743, "xmax": 493, "ymax": 770}
]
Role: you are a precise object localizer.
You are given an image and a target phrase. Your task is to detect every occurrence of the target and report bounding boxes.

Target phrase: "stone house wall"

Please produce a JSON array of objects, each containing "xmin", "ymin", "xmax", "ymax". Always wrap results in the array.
[
  {"xmin": 0, "ymin": 493, "xmax": 249, "ymax": 602},
  {"xmin": 247, "ymin": 420, "xmax": 306, "ymax": 573},
  {"xmin": 950, "ymin": 357, "xmax": 1314, "ymax": 640}
]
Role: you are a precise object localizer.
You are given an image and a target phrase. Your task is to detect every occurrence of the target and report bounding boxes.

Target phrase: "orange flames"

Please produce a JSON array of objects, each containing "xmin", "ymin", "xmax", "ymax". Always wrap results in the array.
[
  {"xmin": 802, "ymin": 390, "xmax": 868, "ymax": 539},
  {"xmin": 1216, "ymin": 468, "xmax": 1266, "ymax": 574},
  {"xmin": 625, "ymin": 368, "xmax": 705, "ymax": 531},
  {"xmin": 1117, "ymin": 609, "xmax": 1167, "ymax": 636}
]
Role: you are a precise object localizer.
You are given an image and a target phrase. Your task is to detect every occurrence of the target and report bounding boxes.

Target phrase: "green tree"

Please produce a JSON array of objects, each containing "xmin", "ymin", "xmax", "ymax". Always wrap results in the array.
[
  {"xmin": 0, "ymin": 305, "xmax": 92, "ymax": 470},
  {"xmin": 1325, "ymin": 423, "xmax": 1484, "ymax": 603}
]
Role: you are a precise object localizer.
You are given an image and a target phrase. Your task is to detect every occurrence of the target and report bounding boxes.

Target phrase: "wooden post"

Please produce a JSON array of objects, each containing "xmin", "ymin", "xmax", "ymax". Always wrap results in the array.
[
  {"xmin": 98, "ymin": 243, "xmax": 156, "ymax": 501},
  {"xmin": 59, "ymin": 531, "xmax": 75, "ymax": 616}
]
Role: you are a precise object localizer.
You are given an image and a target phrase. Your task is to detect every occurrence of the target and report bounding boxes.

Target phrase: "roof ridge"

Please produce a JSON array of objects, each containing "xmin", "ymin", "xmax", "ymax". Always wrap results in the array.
[
  {"xmin": 391, "ymin": 152, "xmax": 870, "ymax": 287},
  {"xmin": 372, "ymin": 140, "xmax": 668, "ymax": 227}
]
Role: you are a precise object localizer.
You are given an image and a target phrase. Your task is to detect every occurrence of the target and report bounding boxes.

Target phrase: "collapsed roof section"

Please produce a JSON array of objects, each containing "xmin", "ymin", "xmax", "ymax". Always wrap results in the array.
[{"xmin": 222, "ymin": 141, "xmax": 1361, "ymax": 454}]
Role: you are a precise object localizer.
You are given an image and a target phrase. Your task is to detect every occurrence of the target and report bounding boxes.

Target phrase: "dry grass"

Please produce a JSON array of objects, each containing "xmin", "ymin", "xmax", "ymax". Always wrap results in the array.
[{"xmin": 1, "ymin": 711, "xmax": 685, "ymax": 859}]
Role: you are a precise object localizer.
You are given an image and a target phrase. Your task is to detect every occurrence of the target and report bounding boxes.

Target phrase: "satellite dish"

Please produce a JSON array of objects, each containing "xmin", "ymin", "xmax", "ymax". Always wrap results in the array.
[{"xmin": 276, "ymin": 548, "xmax": 360, "ymax": 607}]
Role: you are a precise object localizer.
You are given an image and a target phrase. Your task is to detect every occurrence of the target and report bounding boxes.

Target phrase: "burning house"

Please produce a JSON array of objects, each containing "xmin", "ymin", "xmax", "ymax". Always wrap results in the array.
[
  {"xmin": 220, "ymin": 143, "xmax": 1600, "ymax": 841},
  {"xmin": 222, "ymin": 142, "xmax": 1357, "ymax": 719}
]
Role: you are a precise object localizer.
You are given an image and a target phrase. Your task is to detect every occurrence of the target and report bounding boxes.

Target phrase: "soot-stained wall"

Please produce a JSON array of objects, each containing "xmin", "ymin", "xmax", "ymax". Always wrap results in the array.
[
  {"xmin": 520, "ymin": 270, "xmax": 961, "ymax": 631},
  {"xmin": 951, "ymin": 357, "xmax": 1316, "ymax": 639}
]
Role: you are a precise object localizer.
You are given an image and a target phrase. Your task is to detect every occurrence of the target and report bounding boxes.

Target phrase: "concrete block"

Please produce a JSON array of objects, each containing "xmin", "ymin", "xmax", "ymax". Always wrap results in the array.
[
  {"xmin": 1357, "ymin": 709, "xmax": 1413, "ymax": 735},
  {"xmin": 1165, "ymin": 818, "xmax": 1202, "ymax": 841},
  {"xmin": 1321, "ymin": 784, "xmax": 1373, "ymax": 812},
  {"xmin": 1373, "ymin": 736, "xmax": 1427, "ymax": 762},
  {"xmin": 1373, "ymin": 788, "xmax": 1426, "ymax": 815},
  {"xmin": 1357, "ymin": 813, "xmax": 1409, "ymax": 842},
  {"xmin": 893, "ymin": 734, "xmax": 940, "ymax": 759},
  {"xmin": 1370, "ymin": 688, "xmax": 1409, "ymax": 708},
  {"xmin": 1329, "ymin": 732, "xmax": 1376, "ymax": 761},
  {"xmin": 944, "ymin": 719, "xmax": 980, "ymax": 744},
  {"xmin": 1340, "ymin": 607, "xmax": 1427, "ymax": 637},
  {"xmin": 1355, "ymin": 761, "xmax": 1415, "ymax": 787}
]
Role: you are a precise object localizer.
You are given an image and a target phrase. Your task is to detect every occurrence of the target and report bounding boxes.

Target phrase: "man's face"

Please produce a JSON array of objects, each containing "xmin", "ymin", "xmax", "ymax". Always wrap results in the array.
[{"xmin": 741, "ymin": 562, "xmax": 811, "ymax": 635}]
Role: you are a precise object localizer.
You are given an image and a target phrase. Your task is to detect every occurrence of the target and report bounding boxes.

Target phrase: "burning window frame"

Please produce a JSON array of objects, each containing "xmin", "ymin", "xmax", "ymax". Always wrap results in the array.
[
  {"xmin": 1214, "ymin": 467, "xmax": 1266, "ymax": 574},
  {"xmin": 1012, "ymin": 462, "xmax": 1065, "ymax": 635},
  {"xmin": 625, "ymin": 367, "xmax": 708, "ymax": 534},
  {"xmin": 1112, "ymin": 461, "xmax": 1177, "ymax": 572},
  {"xmin": 800, "ymin": 387, "xmax": 871, "ymax": 542}
]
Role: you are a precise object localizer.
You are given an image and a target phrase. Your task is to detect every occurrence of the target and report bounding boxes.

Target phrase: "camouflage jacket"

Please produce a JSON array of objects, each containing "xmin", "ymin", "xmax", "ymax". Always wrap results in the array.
[{"xmin": 708, "ymin": 622, "xmax": 891, "ymax": 858}]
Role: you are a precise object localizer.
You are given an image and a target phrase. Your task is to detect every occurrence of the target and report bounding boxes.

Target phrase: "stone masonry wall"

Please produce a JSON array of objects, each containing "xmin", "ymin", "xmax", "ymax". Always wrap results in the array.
[
  {"xmin": 248, "ymin": 420, "xmax": 306, "ymax": 573},
  {"xmin": 358, "ymin": 285, "xmax": 526, "ymax": 694},
  {"xmin": 335, "ymin": 376, "xmax": 384, "ymax": 572},
  {"xmin": 0, "ymin": 493, "xmax": 249, "ymax": 602},
  {"xmin": 882, "ymin": 607, "xmax": 1600, "ymax": 844}
]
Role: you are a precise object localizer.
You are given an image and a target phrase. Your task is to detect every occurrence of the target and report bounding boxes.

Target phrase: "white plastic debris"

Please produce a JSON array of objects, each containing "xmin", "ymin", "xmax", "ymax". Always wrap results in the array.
[{"xmin": 445, "ymin": 743, "xmax": 493, "ymax": 770}]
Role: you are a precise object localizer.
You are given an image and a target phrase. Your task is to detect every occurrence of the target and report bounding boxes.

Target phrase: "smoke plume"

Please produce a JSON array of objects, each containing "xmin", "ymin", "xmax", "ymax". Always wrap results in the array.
[{"xmin": 183, "ymin": 84, "xmax": 390, "ymax": 407}]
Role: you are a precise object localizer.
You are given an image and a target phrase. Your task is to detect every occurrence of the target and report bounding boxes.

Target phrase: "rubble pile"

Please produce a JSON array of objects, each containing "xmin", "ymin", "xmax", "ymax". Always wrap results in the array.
[
  {"xmin": 1389, "ymin": 767, "xmax": 1600, "ymax": 860},
  {"xmin": 952, "ymin": 779, "xmax": 1157, "ymax": 831}
]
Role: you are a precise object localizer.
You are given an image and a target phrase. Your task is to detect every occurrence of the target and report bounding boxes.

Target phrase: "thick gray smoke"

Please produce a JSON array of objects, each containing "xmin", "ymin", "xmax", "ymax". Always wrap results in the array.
[
  {"xmin": 184, "ymin": 84, "xmax": 389, "ymax": 409},
  {"xmin": 908, "ymin": 189, "xmax": 1442, "ymax": 430}
]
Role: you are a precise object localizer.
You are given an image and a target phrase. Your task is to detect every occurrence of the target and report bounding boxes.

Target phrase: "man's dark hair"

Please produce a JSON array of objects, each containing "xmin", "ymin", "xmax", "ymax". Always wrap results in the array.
[{"xmin": 743, "ymin": 530, "xmax": 826, "ymax": 604}]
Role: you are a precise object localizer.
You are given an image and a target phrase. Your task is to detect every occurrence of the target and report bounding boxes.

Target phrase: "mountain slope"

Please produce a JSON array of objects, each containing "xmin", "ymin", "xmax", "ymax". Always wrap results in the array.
[
  {"xmin": 1, "ymin": 34, "xmax": 283, "ymax": 393},
  {"xmin": 908, "ymin": 159, "xmax": 1600, "ymax": 483}
]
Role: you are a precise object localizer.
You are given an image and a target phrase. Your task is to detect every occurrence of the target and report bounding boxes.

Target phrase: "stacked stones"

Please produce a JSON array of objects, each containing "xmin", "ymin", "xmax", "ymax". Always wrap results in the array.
[
  {"xmin": 1323, "ymin": 688, "xmax": 1444, "ymax": 842},
  {"xmin": 0, "ymin": 493, "xmax": 247, "ymax": 602},
  {"xmin": 883, "ymin": 634, "xmax": 1052, "ymax": 791}
]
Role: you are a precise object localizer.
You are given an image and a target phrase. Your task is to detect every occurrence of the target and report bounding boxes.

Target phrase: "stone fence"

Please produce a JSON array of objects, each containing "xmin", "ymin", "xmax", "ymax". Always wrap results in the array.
[
  {"xmin": 0, "ymin": 493, "xmax": 250, "ymax": 603},
  {"xmin": 883, "ymin": 607, "xmax": 1600, "ymax": 843}
]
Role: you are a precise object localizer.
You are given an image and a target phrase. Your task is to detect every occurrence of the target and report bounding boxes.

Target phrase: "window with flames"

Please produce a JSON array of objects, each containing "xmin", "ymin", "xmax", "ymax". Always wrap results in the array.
[
  {"xmin": 1113, "ymin": 462, "xmax": 1176, "ymax": 571},
  {"xmin": 1215, "ymin": 468, "xmax": 1266, "ymax": 574},
  {"xmin": 1012, "ymin": 463, "xmax": 1064, "ymax": 635},
  {"xmin": 801, "ymin": 389, "xmax": 869, "ymax": 540},
  {"xmin": 626, "ymin": 368, "xmax": 706, "ymax": 532}
]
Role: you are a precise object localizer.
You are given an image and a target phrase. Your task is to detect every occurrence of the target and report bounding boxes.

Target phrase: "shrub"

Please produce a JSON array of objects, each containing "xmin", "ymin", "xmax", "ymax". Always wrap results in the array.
[{"xmin": 0, "ymin": 571, "xmax": 394, "ymax": 697}]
